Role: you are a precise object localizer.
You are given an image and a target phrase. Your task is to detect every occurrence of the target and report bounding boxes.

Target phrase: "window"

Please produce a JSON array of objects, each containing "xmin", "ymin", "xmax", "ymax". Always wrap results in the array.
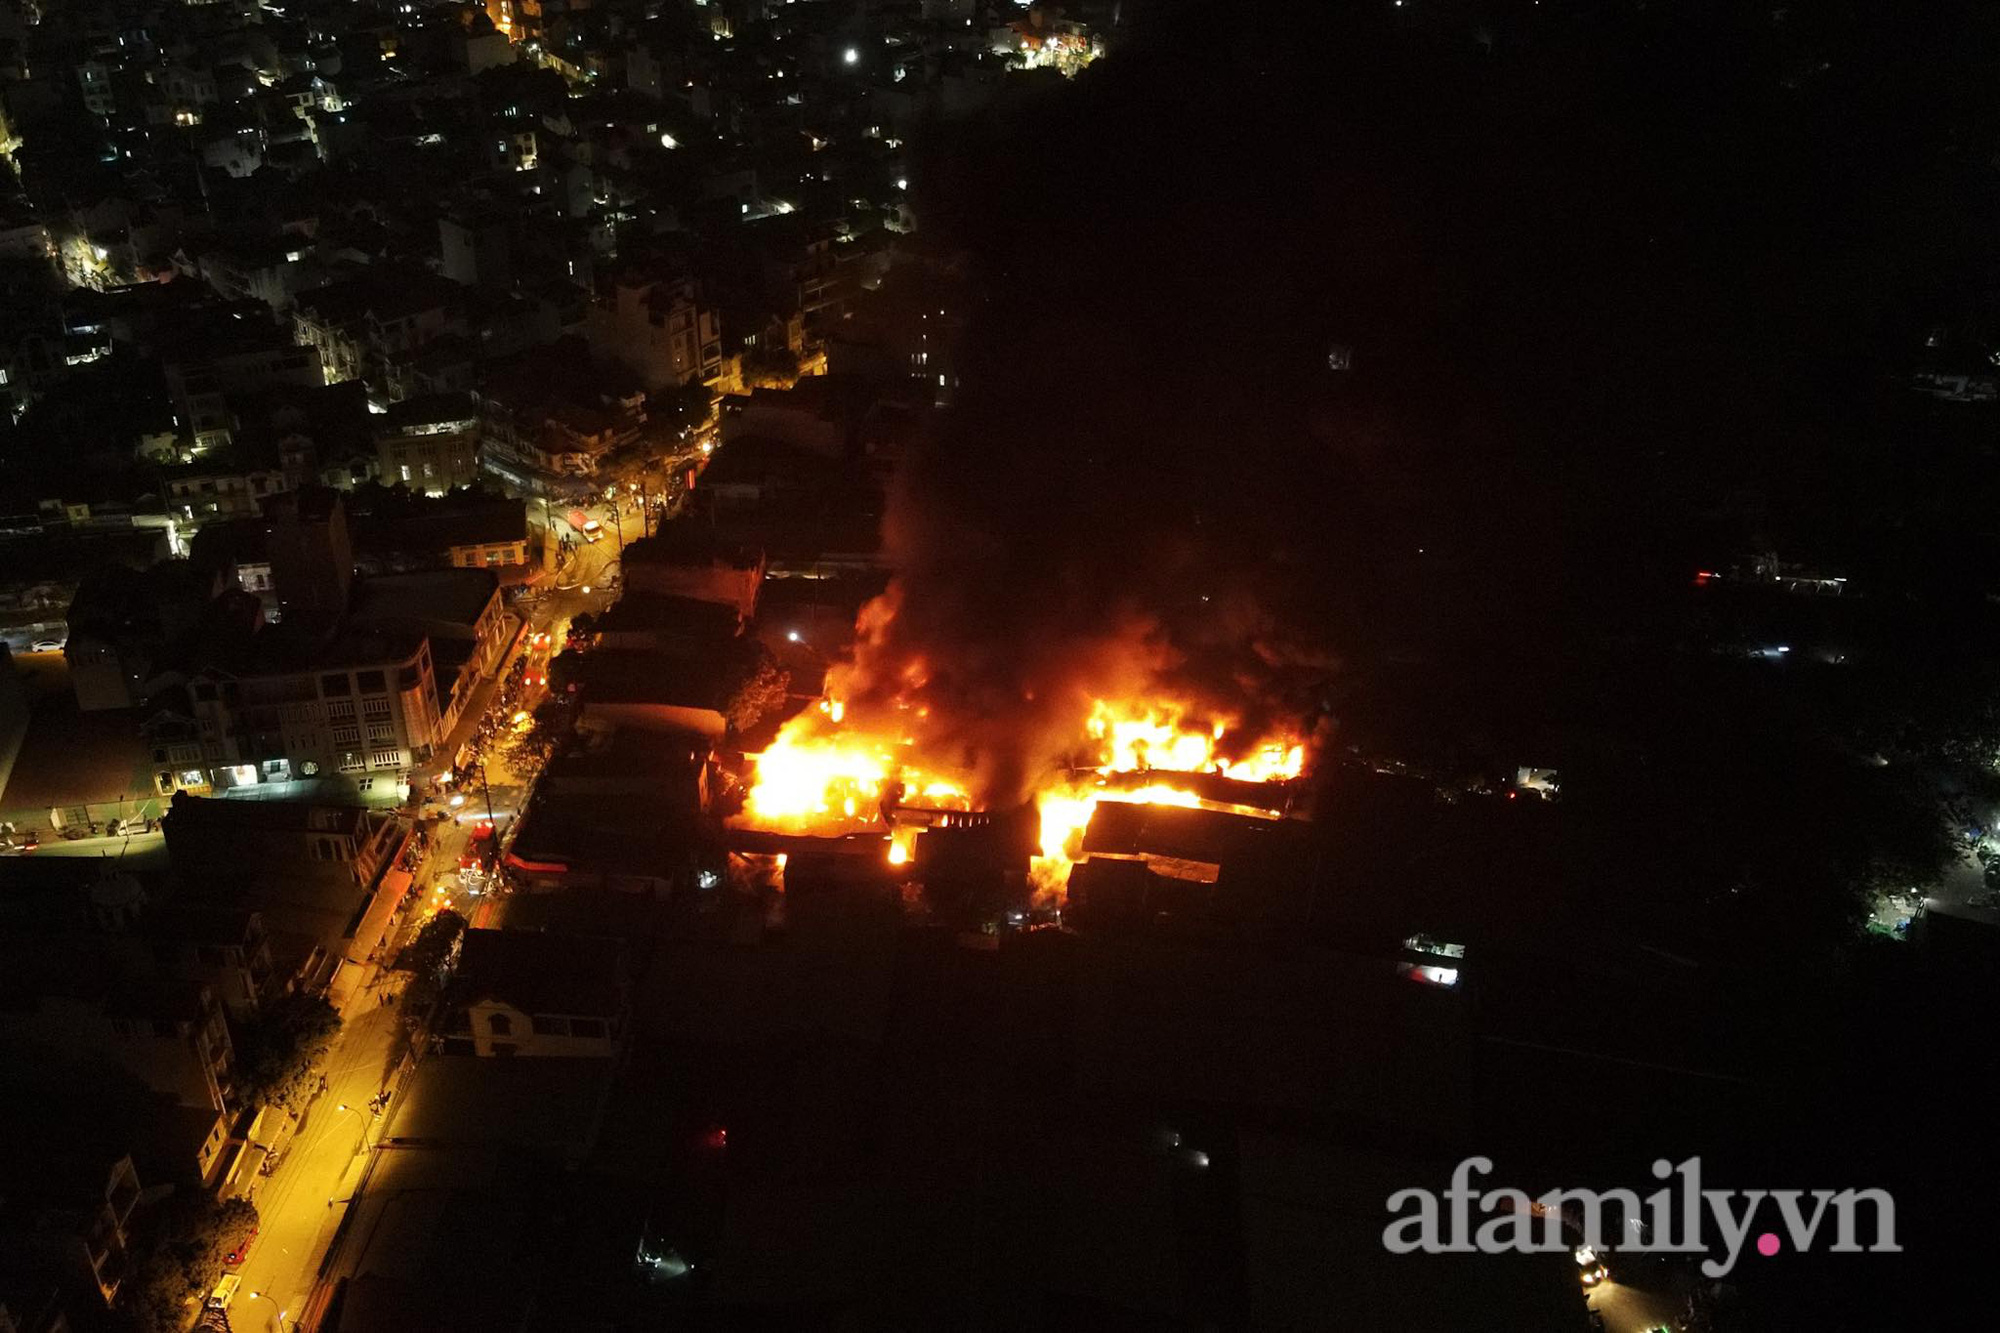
[
  {"xmin": 321, "ymin": 673, "xmax": 351, "ymax": 697},
  {"xmin": 569, "ymin": 1018, "xmax": 607, "ymax": 1039},
  {"xmin": 332, "ymin": 726, "xmax": 359, "ymax": 745},
  {"xmin": 531, "ymin": 1015, "xmax": 566, "ymax": 1036},
  {"xmin": 356, "ymin": 670, "xmax": 387, "ymax": 694},
  {"xmin": 487, "ymin": 1013, "xmax": 513, "ymax": 1036},
  {"xmin": 338, "ymin": 752, "xmax": 363, "ymax": 773},
  {"xmin": 371, "ymin": 749, "xmax": 401, "ymax": 768}
]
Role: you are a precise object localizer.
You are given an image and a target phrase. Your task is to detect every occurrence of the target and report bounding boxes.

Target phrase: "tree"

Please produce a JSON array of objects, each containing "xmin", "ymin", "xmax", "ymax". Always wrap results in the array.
[
  {"xmin": 231, "ymin": 993, "xmax": 340, "ymax": 1114},
  {"xmin": 726, "ymin": 656, "xmax": 790, "ymax": 735},
  {"xmin": 741, "ymin": 347, "xmax": 800, "ymax": 390},
  {"xmin": 119, "ymin": 1194, "xmax": 258, "ymax": 1333},
  {"xmin": 395, "ymin": 909, "xmax": 466, "ymax": 1035},
  {"xmin": 394, "ymin": 908, "xmax": 467, "ymax": 978}
]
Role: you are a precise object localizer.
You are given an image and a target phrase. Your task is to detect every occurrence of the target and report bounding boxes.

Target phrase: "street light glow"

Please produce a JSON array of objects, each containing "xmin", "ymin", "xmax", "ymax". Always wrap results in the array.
[{"xmin": 844, "ymin": 47, "xmax": 859, "ymax": 65}]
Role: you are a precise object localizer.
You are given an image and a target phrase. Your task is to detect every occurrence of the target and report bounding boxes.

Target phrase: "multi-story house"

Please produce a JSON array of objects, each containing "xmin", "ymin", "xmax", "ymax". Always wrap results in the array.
[
  {"xmin": 138, "ymin": 904, "xmax": 279, "ymax": 1021},
  {"xmin": 375, "ymin": 394, "xmax": 482, "ymax": 493},
  {"xmin": 162, "ymin": 335, "xmax": 325, "ymax": 452},
  {"xmin": 162, "ymin": 793, "xmax": 404, "ymax": 891},
  {"xmin": 475, "ymin": 368, "xmax": 646, "ymax": 486},
  {"xmin": 0, "ymin": 975, "xmax": 236, "ymax": 1115},
  {"xmin": 1, "ymin": 1149, "xmax": 142, "ymax": 1311},
  {"xmin": 451, "ymin": 929, "xmax": 627, "ymax": 1058},
  {"xmin": 181, "ymin": 628, "xmax": 446, "ymax": 798},
  {"xmin": 292, "ymin": 270, "xmax": 461, "ymax": 392},
  {"xmin": 587, "ymin": 276, "xmax": 723, "ymax": 393}
]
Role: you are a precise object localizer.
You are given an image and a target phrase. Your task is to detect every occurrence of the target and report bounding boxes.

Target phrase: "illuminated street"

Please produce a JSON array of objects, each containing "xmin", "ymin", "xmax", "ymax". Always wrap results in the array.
[{"xmin": 226, "ymin": 996, "xmax": 402, "ymax": 1333}]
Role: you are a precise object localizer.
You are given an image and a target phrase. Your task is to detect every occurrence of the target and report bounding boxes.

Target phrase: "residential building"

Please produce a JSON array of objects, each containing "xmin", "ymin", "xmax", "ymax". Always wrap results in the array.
[
  {"xmin": 354, "ymin": 494, "xmax": 548, "ymax": 581},
  {"xmin": 587, "ymin": 276, "xmax": 723, "ymax": 392},
  {"xmin": 162, "ymin": 328, "xmax": 324, "ymax": 451},
  {"xmin": 292, "ymin": 269, "xmax": 462, "ymax": 392},
  {"xmin": 0, "ymin": 972, "xmax": 236, "ymax": 1114},
  {"xmin": 0, "ymin": 1147, "xmax": 141, "ymax": 1311},
  {"xmin": 62, "ymin": 561, "xmax": 218, "ymax": 712},
  {"xmin": 349, "ymin": 568, "xmax": 511, "ymax": 729},
  {"xmin": 621, "ymin": 526, "xmax": 765, "ymax": 616},
  {"xmin": 440, "ymin": 210, "xmax": 512, "ymax": 289},
  {"xmin": 474, "ymin": 345, "xmax": 647, "ymax": 488},
  {"xmin": 264, "ymin": 486, "xmax": 353, "ymax": 630},
  {"xmin": 453, "ymin": 929, "xmax": 627, "ymax": 1057},
  {"xmin": 179, "ymin": 626, "xmax": 443, "ymax": 797},
  {"xmin": 504, "ymin": 732, "xmax": 709, "ymax": 895},
  {"xmin": 161, "ymin": 792, "xmax": 405, "ymax": 891},
  {"xmin": 375, "ymin": 393, "xmax": 481, "ymax": 493},
  {"xmin": 138, "ymin": 904, "xmax": 278, "ymax": 1022}
]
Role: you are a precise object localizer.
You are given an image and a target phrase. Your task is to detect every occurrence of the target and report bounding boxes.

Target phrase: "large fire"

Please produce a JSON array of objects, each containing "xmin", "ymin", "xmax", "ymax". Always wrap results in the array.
[{"xmin": 737, "ymin": 689, "xmax": 1306, "ymax": 902}]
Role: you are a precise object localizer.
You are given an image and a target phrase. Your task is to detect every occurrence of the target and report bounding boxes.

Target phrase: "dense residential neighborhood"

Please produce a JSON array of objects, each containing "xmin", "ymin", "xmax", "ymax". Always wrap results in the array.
[{"xmin": 4, "ymin": 2, "xmax": 1999, "ymax": 1330}]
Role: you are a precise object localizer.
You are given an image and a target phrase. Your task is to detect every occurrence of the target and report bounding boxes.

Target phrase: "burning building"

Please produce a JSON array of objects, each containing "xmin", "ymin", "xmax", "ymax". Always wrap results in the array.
[{"xmin": 729, "ymin": 673, "xmax": 1315, "ymax": 915}]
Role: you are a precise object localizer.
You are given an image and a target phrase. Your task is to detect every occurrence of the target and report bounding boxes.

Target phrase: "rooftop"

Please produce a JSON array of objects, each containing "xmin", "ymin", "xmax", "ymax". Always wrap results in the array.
[
  {"xmin": 457, "ymin": 928, "xmax": 625, "ymax": 1019},
  {"xmin": 595, "ymin": 592, "xmax": 742, "ymax": 640},
  {"xmin": 622, "ymin": 523, "xmax": 762, "ymax": 571},
  {"xmin": 351, "ymin": 568, "xmax": 501, "ymax": 631},
  {"xmin": 164, "ymin": 789, "xmax": 371, "ymax": 837}
]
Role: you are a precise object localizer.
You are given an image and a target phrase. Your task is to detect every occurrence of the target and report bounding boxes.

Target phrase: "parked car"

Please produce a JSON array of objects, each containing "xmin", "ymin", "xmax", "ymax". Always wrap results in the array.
[
  {"xmin": 223, "ymin": 1226, "xmax": 258, "ymax": 1269},
  {"xmin": 206, "ymin": 1274, "xmax": 241, "ymax": 1309},
  {"xmin": 581, "ymin": 518, "xmax": 605, "ymax": 542},
  {"xmin": 28, "ymin": 638, "xmax": 64, "ymax": 653}
]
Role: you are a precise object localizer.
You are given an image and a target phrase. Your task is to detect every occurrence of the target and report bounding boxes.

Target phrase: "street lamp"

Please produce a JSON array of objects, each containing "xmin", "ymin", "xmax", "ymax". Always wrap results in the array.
[{"xmin": 244, "ymin": 1290, "xmax": 290, "ymax": 1331}]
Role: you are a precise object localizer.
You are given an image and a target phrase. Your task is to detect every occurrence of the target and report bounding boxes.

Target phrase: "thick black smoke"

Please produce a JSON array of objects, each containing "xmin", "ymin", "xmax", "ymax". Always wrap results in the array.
[{"xmin": 832, "ymin": 0, "xmax": 1997, "ymax": 797}]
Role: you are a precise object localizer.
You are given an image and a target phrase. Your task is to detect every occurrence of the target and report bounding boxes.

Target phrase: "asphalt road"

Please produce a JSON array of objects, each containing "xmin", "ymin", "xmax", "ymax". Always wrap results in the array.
[{"xmin": 228, "ymin": 994, "xmax": 403, "ymax": 1331}]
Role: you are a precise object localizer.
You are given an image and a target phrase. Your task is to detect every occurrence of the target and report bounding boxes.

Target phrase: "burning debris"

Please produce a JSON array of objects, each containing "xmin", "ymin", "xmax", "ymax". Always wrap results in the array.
[{"xmin": 732, "ymin": 673, "xmax": 1313, "ymax": 904}]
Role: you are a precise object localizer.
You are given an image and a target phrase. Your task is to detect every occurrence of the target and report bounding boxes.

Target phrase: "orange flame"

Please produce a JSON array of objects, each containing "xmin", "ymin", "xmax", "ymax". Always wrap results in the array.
[{"xmin": 741, "ymin": 693, "xmax": 1304, "ymax": 902}]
